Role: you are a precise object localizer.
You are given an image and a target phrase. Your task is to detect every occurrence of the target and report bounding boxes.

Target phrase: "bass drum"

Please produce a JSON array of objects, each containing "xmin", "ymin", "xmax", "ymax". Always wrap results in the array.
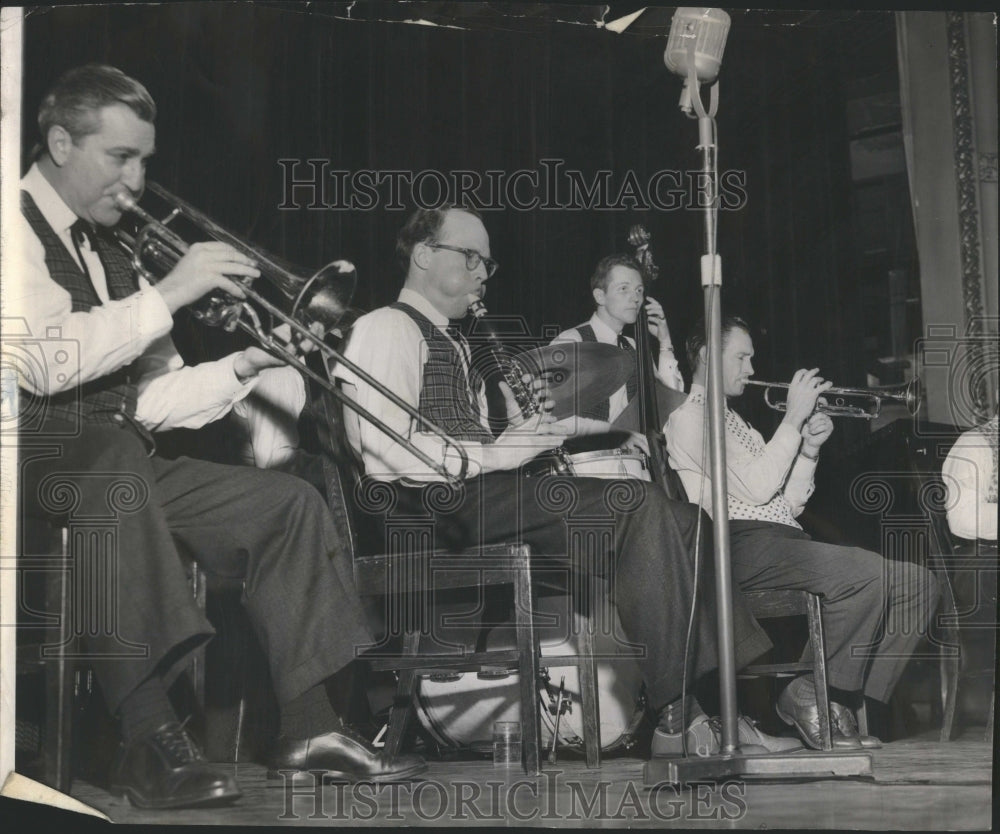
[
  {"xmin": 414, "ymin": 592, "xmax": 645, "ymax": 754},
  {"xmin": 562, "ymin": 449, "xmax": 651, "ymax": 481}
]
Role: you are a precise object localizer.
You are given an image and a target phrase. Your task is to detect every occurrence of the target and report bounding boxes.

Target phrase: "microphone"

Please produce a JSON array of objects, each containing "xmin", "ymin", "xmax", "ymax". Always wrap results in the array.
[{"xmin": 663, "ymin": 8, "xmax": 731, "ymax": 114}]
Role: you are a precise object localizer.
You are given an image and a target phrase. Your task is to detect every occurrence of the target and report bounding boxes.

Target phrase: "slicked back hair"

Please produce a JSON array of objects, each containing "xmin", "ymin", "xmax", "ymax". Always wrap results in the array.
[
  {"xmin": 590, "ymin": 253, "xmax": 644, "ymax": 295},
  {"xmin": 37, "ymin": 64, "xmax": 156, "ymax": 154},
  {"xmin": 685, "ymin": 315, "xmax": 751, "ymax": 372}
]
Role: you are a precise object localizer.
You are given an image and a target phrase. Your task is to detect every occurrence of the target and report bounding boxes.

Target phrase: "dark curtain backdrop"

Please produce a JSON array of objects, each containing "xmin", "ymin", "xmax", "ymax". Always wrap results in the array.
[{"xmin": 21, "ymin": 3, "xmax": 886, "ymax": 447}]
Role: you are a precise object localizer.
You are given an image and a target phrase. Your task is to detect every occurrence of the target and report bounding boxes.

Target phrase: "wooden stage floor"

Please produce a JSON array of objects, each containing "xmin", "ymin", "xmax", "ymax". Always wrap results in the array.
[{"xmin": 50, "ymin": 729, "xmax": 993, "ymax": 829}]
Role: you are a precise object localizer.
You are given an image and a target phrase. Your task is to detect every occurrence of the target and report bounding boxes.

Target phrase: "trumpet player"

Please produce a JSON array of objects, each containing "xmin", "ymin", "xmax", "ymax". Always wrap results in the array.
[
  {"xmin": 9, "ymin": 64, "xmax": 425, "ymax": 809},
  {"xmin": 665, "ymin": 315, "xmax": 941, "ymax": 751}
]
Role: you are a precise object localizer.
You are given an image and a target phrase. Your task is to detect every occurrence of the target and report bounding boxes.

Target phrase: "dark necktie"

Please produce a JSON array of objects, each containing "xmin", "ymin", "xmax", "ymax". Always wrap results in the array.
[
  {"xmin": 446, "ymin": 325, "xmax": 480, "ymax": 397},
  {"xmin": 617, "ymin": 334, "xmax": 638, "ymax": 402},
  {"xmin": 70, "ymin": 219, "xmax": 98, "ymax": 289}
]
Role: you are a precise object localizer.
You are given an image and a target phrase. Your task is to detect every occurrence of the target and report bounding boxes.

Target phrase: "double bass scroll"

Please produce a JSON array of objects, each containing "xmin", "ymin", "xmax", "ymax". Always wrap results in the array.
[{"xmin": 625, "ymin": 225, "xmax": 677, "ymax": 494}]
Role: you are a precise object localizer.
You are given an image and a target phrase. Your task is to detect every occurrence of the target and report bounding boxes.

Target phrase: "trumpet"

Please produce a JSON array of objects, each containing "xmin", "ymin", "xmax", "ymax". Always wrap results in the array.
[
  {"xmin": 113, "ymin": 182, "xmax": 469, "ymax": 483},
  {"xmin": 745, "ymin": 378, "xmax": 922, "ymax": 420}
]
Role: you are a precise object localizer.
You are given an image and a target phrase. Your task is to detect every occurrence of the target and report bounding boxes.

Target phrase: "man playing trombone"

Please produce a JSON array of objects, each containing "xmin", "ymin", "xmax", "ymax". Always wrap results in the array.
[
  {"xmin": 664, "ymin": 315, "xmax": 941, "ymax": 750},
  {"xmin": 9, "ymin": 64, "xmax": 424, "ymax": 809}
]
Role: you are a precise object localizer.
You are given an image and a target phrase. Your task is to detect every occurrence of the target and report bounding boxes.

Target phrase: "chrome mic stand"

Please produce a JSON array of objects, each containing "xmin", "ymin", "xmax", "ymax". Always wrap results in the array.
[{"xmin": 644, "ymin": 9, "xmax": 872, "ymax": 786}]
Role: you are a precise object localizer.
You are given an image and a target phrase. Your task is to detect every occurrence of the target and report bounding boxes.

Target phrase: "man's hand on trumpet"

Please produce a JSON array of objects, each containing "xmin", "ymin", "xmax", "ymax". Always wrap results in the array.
[
  {"xmin": 800, "ymin": 412, "xmax": 834, "ymax": 459},
  {"xmin": 155, "ymin": 241, "xmax": 260, "ymax": 314},
  {"xmin": 781, "ymin": 368, "xmax": 834, "ymax": 431}
]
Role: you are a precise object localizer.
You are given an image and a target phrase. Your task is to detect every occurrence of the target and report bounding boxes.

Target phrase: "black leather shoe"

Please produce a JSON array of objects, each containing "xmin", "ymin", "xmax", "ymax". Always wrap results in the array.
[
  {"xmin": 109, "ymin": 722, "xmax": 241, "ymax": 809},
  {"xmin": 830, "ymin": 701, "xmax": 882, "ymax": 749},
  {"xmin": 776, "ymin": 678, "xmax": 863, "ymax": 751},
  {"xmin": 268, "ymin": 726, "xmax": 427, "ymax": 783}
]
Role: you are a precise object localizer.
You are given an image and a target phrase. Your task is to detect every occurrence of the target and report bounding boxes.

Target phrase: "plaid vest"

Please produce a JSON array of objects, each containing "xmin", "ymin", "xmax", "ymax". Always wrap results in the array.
[
  {"xmin": 391, "ymin": 302, "xmax": 494, "ymax": 444},
  {"xmin": 20, "ymin": 190, "xmax": 140, "ymax": 426}
]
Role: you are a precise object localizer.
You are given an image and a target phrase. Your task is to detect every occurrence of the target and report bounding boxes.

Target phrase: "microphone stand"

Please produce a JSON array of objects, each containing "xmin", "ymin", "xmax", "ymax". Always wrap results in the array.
[{"xmin": 644, "ymin": 39, "xmax": 872, "ymax": 788}]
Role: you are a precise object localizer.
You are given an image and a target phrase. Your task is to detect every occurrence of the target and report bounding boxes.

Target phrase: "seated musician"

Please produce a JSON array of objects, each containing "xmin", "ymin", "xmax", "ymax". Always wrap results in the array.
[
  {"xmin": 941, "ymin": 401, "xmax": 998, "ymax": 712},
  {"xmin": 664, "ymin": 315, "xmax": 942, "ymax": 750},
  {"xmin": 942, "ymin": 407, "xmax": 998, "ymax": 543},
  {"xmin": 551, "ymin": 253, "xmax": 684, "ymax": 427},
  {"xmin": 9, "ymin": 64, "xmax": 423, "ymax": 809},
  {"xmin": 333, "ymin": 205, "xmax": 803, "ymax": 758}
]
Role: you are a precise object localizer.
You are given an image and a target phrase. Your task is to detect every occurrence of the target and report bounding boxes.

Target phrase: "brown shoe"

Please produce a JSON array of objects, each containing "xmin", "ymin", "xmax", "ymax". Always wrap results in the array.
[
  {"xmin": 776, "ymin": 678, "xmax": 862, "ymax": 751},
  {"xmin": 830, "ymin": 701, "xmax": 882, "ymax": 749},
  {"xmin": 109, "ymin": 722, "xmax": 241, "ymax": 809},
  {"xmin": 268, "ymin": 725, "xmax": 426, "ymax": 783}
]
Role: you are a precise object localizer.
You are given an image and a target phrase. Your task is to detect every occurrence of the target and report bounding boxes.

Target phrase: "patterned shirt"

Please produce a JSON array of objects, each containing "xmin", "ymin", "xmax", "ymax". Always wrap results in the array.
[{"xmin": 664, "ymin": 384, "xmax": 817, "ymax": 527}]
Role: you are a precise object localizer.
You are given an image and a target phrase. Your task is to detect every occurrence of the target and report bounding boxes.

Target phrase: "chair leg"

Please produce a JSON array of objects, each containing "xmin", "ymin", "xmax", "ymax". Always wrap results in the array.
[
  {"xmin": 856, "ymin": 700, "xmax": 869, "ymax": 737},
  {"xmin": 806, "ymin": 592, "xmax": 833, "ymax": 751},
  {"xmin": 41, "ymin": 527, "xmax": 76, "ymax": 794},
  {"xmin": 513, "ymin": 546, "xmax": 541, "ymax": 776},
  {"xmin": 576, "ymin": 613, "xmax": 601, "ymax": 769},
  {"xmin": 937, "ymin": 579, "xmax": 961, "ymax": 742},
  {"xmin": 189, "ymin": 566, "xmax": 208, "ymax": 714},
  {"xmin": 384, "ymin": 630, "xmax": 421, "ymax": 760}
]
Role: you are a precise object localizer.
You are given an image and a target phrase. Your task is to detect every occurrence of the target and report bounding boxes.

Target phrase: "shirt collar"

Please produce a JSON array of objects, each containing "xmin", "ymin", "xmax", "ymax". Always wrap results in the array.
[
  {"xmin": 22, "ymin": 162, "xmax": 80, "ymax": 237},
  {"xmin": 588, "ymin": 312, "xmax": 621, "ymax": 343},
  {"xmin": 398, "ymin": 287, "xmax": 451, "ymax": 328}
]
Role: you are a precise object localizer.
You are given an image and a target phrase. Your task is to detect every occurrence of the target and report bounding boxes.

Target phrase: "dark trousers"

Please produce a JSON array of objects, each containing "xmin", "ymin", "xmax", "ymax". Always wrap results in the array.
[
  {"xmin": 360, "ymin": 471, "xmax": 772, "ymax": 710},
  {"xmin": 729, "ymin": 520, "xmax": 941, "ymax": 703},
  {"xmin": 20, "ymin": 419, "xmax": 372, "ymax": 715}
]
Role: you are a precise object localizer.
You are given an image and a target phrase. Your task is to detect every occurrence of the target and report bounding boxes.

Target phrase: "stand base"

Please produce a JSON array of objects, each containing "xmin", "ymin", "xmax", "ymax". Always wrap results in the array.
[{"xmin": 644, "ymin": 749, "xmax": 873, "ymax": 786}]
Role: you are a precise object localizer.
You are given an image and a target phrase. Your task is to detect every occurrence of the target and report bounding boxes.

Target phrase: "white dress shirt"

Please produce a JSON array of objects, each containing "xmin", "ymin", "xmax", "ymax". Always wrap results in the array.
[
  {"xmin": 552, "ymin": 312, "xmax": 684, "ymax": 423},
  {"xmin": 942, "ymin": 422, "xmax": 998, "ymax": 541},
  {"xmin": 334, "ymin": 288, "xmax": 489, "ymax": 482},
  {"xmin": 8, "ymin": 163, "xmax": 255, "ymax": 431},
  {"xmin": 665, "ymin": 383, "xmax": 817, "ymax": 526}
]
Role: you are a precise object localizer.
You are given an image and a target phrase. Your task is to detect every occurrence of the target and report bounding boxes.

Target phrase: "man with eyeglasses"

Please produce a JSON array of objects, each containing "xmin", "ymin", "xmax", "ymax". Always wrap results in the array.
[{"xmin": 334, "ymin": 205, "xmax": 795, "ymax": 761}]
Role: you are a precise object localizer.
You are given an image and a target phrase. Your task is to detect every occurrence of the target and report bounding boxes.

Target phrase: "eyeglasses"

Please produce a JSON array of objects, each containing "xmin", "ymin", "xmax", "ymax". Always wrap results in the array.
[{"xmin": 425, "ymin": 242, "xmax": 499, "ymax": 278}]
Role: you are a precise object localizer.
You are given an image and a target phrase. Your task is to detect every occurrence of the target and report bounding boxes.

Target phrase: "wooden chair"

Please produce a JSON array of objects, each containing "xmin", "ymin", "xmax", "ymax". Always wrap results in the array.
[
  {"xmin": 15, "ymin": 522, "xmax": 76, "ymax": 793},
  {"xmin": 16, "ymin": 521, "xmax": 243, "ymax": 793},
  {"xmin": 738, "ymin": 589, "xmax": 837, "ymax": 750},
  {"xmin": 319, "ymin": 390, "xmax": 604, "ymax": 774},
  {"xmin": 326, "ymin": 456, "xmax": 607, "ymax": 774}
]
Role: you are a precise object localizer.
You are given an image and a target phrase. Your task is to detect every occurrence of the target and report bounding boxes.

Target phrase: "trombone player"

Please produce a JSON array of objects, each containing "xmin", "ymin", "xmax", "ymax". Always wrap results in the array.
[
  {"xmin": 9, "ymin": 64, "xmax": 424, "ymax": 809},
  {"xmin": 664, "ymin": 315, "xmax": 941, "ymax": 751}
]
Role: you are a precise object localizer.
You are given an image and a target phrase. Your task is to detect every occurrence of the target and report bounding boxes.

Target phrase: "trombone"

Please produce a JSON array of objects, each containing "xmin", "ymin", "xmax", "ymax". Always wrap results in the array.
[
  {"xmin": 745, "ymin": 378, "xmax": 922, "ymax": 420},
  {"xmin": 113, "ymin": 182, "xmax": 469, "ymax": 483}
]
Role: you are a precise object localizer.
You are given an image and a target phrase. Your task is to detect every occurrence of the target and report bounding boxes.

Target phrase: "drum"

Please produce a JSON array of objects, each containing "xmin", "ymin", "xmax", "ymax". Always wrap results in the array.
[
  {"xmin": 414, "ymin": 593, "xmax": 645, "ymax": 754},
  {"xmin": 562, "ymin": 449, "xmax": 651, "ymax": 481}
]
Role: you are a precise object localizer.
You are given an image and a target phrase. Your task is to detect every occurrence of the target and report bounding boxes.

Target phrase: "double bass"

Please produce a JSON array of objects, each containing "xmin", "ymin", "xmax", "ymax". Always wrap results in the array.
[{"xmin": 622, "ymin": 225, "xmax": 687, "ymax": 499}]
